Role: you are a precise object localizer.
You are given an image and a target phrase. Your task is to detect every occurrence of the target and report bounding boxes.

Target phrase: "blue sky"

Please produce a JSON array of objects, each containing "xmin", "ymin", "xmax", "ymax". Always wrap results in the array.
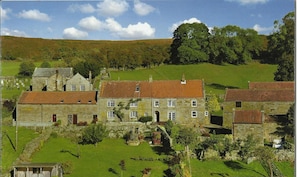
[{"xmin": 0, "ymin": 0, "xmax": 294, "ymax": 40}]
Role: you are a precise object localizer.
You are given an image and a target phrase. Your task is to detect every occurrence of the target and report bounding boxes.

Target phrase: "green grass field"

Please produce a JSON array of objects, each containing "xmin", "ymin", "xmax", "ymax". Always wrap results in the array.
[
  {"xmin": 29, "ymin": 135, "xmax": 294, "ymax": 177},
  {"xmin": 2, "ymin": 124, "xmax": 40, "ymax": 174}
]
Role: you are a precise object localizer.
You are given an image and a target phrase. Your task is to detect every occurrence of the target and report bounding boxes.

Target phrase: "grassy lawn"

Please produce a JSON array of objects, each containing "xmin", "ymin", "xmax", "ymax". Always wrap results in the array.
[
  {"xmin": 31, "ymin": 137, "xmax": 168, "ymax": 177},
  {"xmin": 29, "ymin": 135, "xmax": 295, "ymax": 177},
  {"xmin": 2, "ymin": 123, "xmax": 40, "ymax": 174}
]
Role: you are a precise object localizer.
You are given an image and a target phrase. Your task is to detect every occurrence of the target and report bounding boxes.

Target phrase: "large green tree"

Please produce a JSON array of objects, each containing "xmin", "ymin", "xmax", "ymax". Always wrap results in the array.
[
  {"xmin": 18, "ymin": 61, "xmax": 36, "ymax": 76},
  {"xmin": 170, "ymin": 22, "xmax": 210, "ymax": 64},
  {"xmin": 268, "ymin": 12, "xmax": 294, "ymax": 81},
  {"xmin": 80, "ymin": 123, "xmax": 108, "ymax": 146}
]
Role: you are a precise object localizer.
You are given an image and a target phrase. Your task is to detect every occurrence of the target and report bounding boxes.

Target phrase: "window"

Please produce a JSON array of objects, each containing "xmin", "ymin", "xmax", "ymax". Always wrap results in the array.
[
  {"xmin": 191, "ymin": 111, "xmax": 197, "ymax": 118},
  {"xmin": 130, "ymin": 111, "xmax": 138, "ymax": 118},
  {"xmin": 235, "ymin": 101, "xmax": 242, "ymax": 108},
  {"xmin": 71, "ymin": 85, "xmax": 76, "ymax": 91},
  {"xmin": 93, "ymin": 115, "xmax": 98, "ymax": 123},
  {"xmin": 52, "ymin": 114, "xmax": 57, "ymax": 122},
  {"xmin": 191, "ymin": 100, "xmax": 197, "ymax": 107},
  {"xmin": 107, "ymin": 111, "xmax": 115, "ymax": 118},
  {"xmin": 80, "ymin": 85, "xmax": 85, "ymax": 91},
  {"xmin": 167, "ymin": 99, "xmax": 176, "ymax": 107},
  {"xmin": 33, "ymin": 168, "xmax": 40, "ymax": 174},
  {"xmin": 107, "ymin": 100, "xmax": 115, "ymax": 107},
  {"xmin": 130, "ymin": 102, "xmax": 138, "ymax": 107},
  {"xmin": 154, "ymin": 100, "xmax": 160, "ymax": 107},
  {"xmin": 168, "ymin": 111, "xmax": 176, "ymax": 121},
  {"xmin": 135, "ymin": 84, "xmax": 140, "ymax": 92},
  {"xmin": 205, "ymin": 111, "xmax": 209, "ymax": 116}
]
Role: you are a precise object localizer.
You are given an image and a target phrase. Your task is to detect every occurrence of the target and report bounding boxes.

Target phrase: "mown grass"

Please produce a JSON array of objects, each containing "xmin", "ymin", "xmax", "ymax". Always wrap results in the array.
[
  {"xmin": 30, "ymin": 135, "xmax": 295, "ymax": 177},
  {"xmin": 2, "ymin": 123, "xmax": 40, "ymax": 174},
  {"xmin": 31, "ymin": 137, "xmax": 168, "ymax": 177}
]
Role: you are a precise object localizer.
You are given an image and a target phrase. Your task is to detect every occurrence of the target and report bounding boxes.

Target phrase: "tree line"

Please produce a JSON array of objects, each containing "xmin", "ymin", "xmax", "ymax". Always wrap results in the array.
[{"xmin": 4, "ymin": 11, "xmax": 294, "ymax": 81}]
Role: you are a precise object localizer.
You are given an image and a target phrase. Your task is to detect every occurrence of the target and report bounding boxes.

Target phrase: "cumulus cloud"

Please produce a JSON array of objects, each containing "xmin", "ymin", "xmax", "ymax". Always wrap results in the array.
[
  {"xmin": 225, "ymin": 0, "xmax": 269, "ymax": 5},
  {"xmin": 169, "ymin": 17, "xmax": 201, "ymax": 33},
  {"xmin": 1, "ymin": 28, "xmax": 28, "ymax": 37},
  {"xmin": 78, "ymin": 16, "xmax": 105, "ymax": 31},
  {"xmin": 63, "ymin": 27, "xmax": 88, "ymax": 39},
  {"xmin": 133, "ymin": 0, "xmax": 155, "ymax": 16},
  {"xmin": 97, "ymin": 0, "xmax": 129, "ymax": 17},
  {"xmin": 1, "ymin": 7, "xmax": 12, "ymax": 21},
  {"xmin": 67, "ymin": 3, "xmax": 96, "ymax": 13},
  {"xmin": 253, "ymin": 24, "xmax": 273, "ymax": 34},
  {"xmin": 18, "ymin": 9, "xmax": 51, "ymax": 22}
]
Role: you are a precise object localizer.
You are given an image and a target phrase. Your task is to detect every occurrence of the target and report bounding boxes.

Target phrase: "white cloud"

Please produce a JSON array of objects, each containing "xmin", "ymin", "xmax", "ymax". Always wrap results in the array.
[
  {"xmin": 18, "ymin": 9, "xmax": 51, "ymax": 22},
  {"xmin": 253, "ymin": 24, "xmax": 273, "ymax": 34},
  {"xmin": 67, "ymin": 3, "xmax": 96, "ymax": 13},
  {"xmin": 97, "ymin": 0, "xmax": 129, "ymax": 17},
  {"xmin": 225, "ymin": 0, "xmax": 269, "ymax": 5},
  {"xmin": 1, "ymin": 7, "xmax": 12, "ymax": 21},
  {"xmin": 78, "ymin": 16, "xmax": 104, "ymax": 31},
  {"xmin": 169, "ymin": 17, "xmax": 201, "ymax": 33},
  {"xmin": 133, "ymin": 0, "xmax": 155, "ymax": 16},
  {"xmin": 104, "ymin": 18, "xmax": 155, "ymax": 39},
  {"xmin": 1, "ymin": 28, "xmax": 28, "ymax": 37},
  {"xmin": 63, "ymin": 27, "xmax": 88, "ymax": 39}
]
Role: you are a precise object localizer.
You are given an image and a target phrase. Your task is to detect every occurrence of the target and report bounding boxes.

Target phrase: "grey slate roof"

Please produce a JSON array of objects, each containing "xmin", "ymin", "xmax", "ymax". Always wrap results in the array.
[{"xmin": 32, "ymin": 68, "xmax": 73, "ymax": 77}]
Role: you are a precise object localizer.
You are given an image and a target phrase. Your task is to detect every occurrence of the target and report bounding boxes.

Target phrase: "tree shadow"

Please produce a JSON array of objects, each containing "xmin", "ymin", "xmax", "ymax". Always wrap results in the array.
[
  {"xmin": 210, "ymin": 172, "xmax": 230, "ymax": 177},
  {"xmin": 151, "ymin": 145, "xmax": 173, "ymax": 155},
  {"xmin": 60, "ymin": 149, "xmax": 80, "ymax": 158},
  {"xmin": 207, "ymin": 83, "xmax": 239, "ymax": 90},
  {"xmin": 224, "ymin": 161, "xmax": 266, "ymax": 177},
  {"xmin": 108, "ymin": 168, "xmax": 119, "ymax": 176},
  {"xmin": 4, "ymin": 131, "xmax": 16, "ymax": 151}
]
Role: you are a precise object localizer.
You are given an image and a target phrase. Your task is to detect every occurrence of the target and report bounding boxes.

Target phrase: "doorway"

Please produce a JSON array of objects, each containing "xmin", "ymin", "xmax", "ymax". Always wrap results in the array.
[{"xmin": 155, "ymin": 111, "xmax": 160, "ymax": 122}]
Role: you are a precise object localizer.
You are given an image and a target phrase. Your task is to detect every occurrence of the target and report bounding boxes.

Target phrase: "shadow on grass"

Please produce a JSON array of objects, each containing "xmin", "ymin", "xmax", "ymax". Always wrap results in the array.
[
  {"xmin": 151, "ymin": 145, "xmax": 172, "ymax": 155},
  {"xmin": 4, "ymin": 131, "xmax": 16, "ymax": 151},
  {"xmin": 210, "ymin": 172, "xmax": 230, "ymax": 176},
  {"xmin": 60, "ymin": 149, "xmax": 80, "ymax": 158},
  {"xmin": 224, "ymin": 161, "xmax": 266, "ymax": 177},
  {"xmin": 108, "ymin": 168, "xmax": 119, "ymax": 176},
  {"xmin": 207, "ymin": 83, "xmax": 239, "ymax": 90}
]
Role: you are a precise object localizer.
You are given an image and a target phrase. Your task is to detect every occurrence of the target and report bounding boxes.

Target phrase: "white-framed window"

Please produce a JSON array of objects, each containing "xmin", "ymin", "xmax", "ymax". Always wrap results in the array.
[
  {"xmin": 80, "ymin": 85, "xmax": 85, "ymax": 91},
  {"xmin": 130, "ymin": 102, "xmax": 138, "ymax": 107},
  {"xmin": 154, "ymin": 100, "xmax": 160, "ymax": 107},
  {"xmin": 107, "ymin": 100, "xmax": 115, "ymax": 107},
  {"xmin": 167, "ymin": 99, "xmax": 176, "ymax": 107},
  {"xmin": 130, "ymin": 111, "xmax": 138, "ymax": 118},
  {"xmin": 107, "ymin": 111, "xmax": 115, "ymax": 118},
  {"xmin": 205, "ymin": 111, "xmax": 209, "ymax": 116},
  {"xmin": 191, "ymin": 111, "xmax": 198, "ymax": 118},
  {"xmin": 191, "ymin": 99, "xmax": 197, "ymax": 107},
  {"xmin": 168, "ymin": 111, "xmax": 176, "ymax": 121},
  {"xmin": 71, "ymin": 85, "xmax": 76, "ymax": 91}
]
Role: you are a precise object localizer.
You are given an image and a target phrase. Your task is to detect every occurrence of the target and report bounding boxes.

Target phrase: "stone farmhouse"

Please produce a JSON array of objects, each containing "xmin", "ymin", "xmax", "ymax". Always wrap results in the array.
[
  {"xmin": 16, "ymin": 91, "xmax": 98, "ymax": 126},
  {"xmin": 224, "ymin": 81, "xmax": 295, "ymax": 143},
  {"xmin": 16, "ymin": 78, "xmax": 208, "ymax": 127},
  {"xmin": 31, "ymin": 68, "xmax": 92, "ymax": 92},
  {"xmin": 31, "ymin": 68, "xmax": 73, "ymax": 91},
  {"xmin": 98, "ymin": 79, "xmax": 208, "ymax": 126}
]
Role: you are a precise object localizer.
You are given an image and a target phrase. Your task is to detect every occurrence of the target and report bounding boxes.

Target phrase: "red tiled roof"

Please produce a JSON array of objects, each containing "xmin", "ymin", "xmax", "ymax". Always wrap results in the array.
[
  {"xmin": 225, "ymin": 89, "xmax": 294, "ymax": 102},
  {"xmin": 249, "ymin": 81, "xmax": 295, "ymax": 90},
  {"xmin": 99, "ymin": 80, "xmax": 204, "ymax": 98},
  {"xmin": 18, "ymin": 91, "xmax": 97, "ymax": 104},
  {"xmin": 234, "ymin": 110, "xmax": 262, "ymax": 124}
]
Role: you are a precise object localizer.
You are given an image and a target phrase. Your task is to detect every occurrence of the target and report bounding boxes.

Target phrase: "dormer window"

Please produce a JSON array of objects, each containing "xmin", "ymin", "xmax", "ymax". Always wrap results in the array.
[
  {"xmin": 135, "ymin": 84, "xmax": 140, "ymax": 92},
  {"xmin": 60, "ymin": 99, "xmax": 64, "ymax": 103},
  {"xmin": 77, "ymin": 100, "xmax": 81, "ymax": 103}
]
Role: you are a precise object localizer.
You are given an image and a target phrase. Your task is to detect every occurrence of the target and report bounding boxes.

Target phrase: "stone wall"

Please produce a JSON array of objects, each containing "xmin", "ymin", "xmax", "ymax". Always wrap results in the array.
[
  {"xmin": 233, "ymin": 124, "xmax": 264, "ymax": 145},
  {"xmin": 17, "ymin": 104, "xmax": 99, "ymax": 126}
]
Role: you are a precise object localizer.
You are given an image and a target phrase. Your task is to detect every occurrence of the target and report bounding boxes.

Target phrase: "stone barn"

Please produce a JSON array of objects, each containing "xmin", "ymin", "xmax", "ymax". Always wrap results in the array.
[
  {"xmin": 16, "ymin": 91, "xmax": 99, "ymax": 126},
  {"xmin": 31, "ymin": 68, "xmax": 73, "ymax": 91}
]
